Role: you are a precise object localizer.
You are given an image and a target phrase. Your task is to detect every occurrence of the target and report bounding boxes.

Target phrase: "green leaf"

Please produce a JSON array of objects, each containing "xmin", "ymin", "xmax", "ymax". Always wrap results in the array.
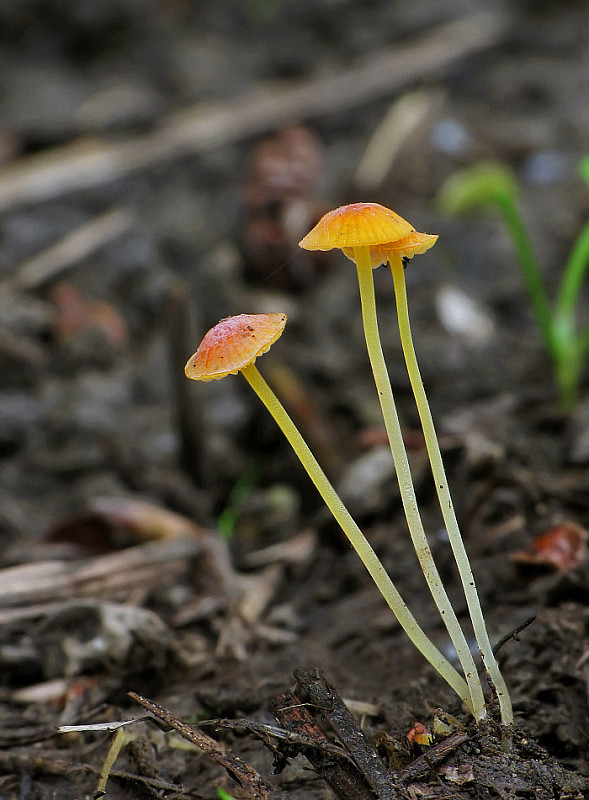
[
  {"xmin": 438, "ymin": 162, "xmax": 519, "ymax": 215},
  {"xmin": 579, "ymin": 155, "xmax": 589, "ymax": 188},
  {"xmin": 217, "ymin": 789, "xmax": 236, "ymax": 800}
]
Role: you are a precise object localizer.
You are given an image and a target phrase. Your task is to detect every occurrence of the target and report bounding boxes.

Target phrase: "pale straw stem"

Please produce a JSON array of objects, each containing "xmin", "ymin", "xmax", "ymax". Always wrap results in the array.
[
  {"xmin": 353, "ymin": 246, "xmax": 486, "ymax": 721},
  {"xmin": 389, "ymin": 254, "xmax": 512, "ymax": 727},
  {"xmin": 241, "ymin": 361, "xmax": 474, "ymax": 712}
]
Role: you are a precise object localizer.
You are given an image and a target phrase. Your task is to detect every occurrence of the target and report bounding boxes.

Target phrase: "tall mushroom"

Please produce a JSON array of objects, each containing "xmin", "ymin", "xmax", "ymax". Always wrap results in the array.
[
  {"xmin": 300, "ymin": 203, "xmax": 489, "ymax": 722},
  {"xmin": 185, "ymin": 312, "xmax": 474, "ymax": 712},
  {"xmin": 386, "ymin": 244, "xmax": 512, "ymax": 728}
]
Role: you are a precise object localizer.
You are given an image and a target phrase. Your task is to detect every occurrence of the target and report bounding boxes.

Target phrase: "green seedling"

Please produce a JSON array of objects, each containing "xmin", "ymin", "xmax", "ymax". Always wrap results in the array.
[
  {"xmin": 439, "ymin": 160, "xmax": 589, "ymax": 410},
  {"xmin": 217, "ymin": 789, "xmax": 237, "ymax": 800},
  {"xmin": 217, "ymin": 462, "xmax": 261, "ymax": 538},
  {"xmin": 580, "ymin": 155, "xmax": 589, "ymax": 187},
  {"xmin": 185, "ymin": 202, "xmax": 516, "ymax": 728},
  {"xmin": 185, "ymin": 313, "xmax": 475, "ymax": 715}
]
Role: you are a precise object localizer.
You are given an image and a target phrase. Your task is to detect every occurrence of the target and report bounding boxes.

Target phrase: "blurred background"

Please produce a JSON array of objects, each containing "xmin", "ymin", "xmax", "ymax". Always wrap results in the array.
[
  {"xmin": 1, "ymin": 0, "xmax": 588, "ymax": 538},
  {"xmin": 1, "ymin": 2, "xmax": 589, "ymax": 795}
]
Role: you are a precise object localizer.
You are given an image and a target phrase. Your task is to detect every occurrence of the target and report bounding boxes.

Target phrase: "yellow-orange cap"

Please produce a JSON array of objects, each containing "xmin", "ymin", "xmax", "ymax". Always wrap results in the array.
[
  {"xmin": 299, "ymin": 202, "xmax": 437, "ymax": 267},
  {"xmin": 185, "ymin": 313, "xmax": 287, "ymax": 381},
  {"xmin": 299, "ymin": 202, "xmax": 415, "ymax": 250}
]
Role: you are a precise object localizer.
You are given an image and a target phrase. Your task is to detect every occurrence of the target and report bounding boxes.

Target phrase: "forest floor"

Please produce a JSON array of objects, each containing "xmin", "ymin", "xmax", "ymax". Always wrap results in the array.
[{"xmin": 1, "ymin": 1, "xmax": 589, "ymax": 798}]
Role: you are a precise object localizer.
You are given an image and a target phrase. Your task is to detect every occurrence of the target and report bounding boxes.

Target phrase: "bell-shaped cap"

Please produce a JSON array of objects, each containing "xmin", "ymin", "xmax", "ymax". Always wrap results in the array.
[
  {"xmin": 185, "ymin": 313, "xmax": 287, "ymax": 381},
  {"xmin": 299, "ymin": 202, "xmax": 437, "ymax": 267},
  {"xmin": 299, "ymin": 202, "xmax": 416, "ymax": 251}
]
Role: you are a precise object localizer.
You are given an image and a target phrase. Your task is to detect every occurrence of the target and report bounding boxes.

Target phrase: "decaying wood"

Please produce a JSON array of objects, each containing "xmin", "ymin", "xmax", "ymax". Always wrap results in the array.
[
  {"xmin": 0, "ymin": 536, "xmax": 201, "ymax": 623},
  {"xmin": 398, "ymin": 731, "xmax": 469, "ymax": 782},
  {"xmin": 293, "ymin": 669, "xmax": 398, "ymax": 800},
  {"xmin": 129, "ymin": 692, "xmax": 273, "ymax": 800},
  {"xmin": 199, "ymin": 714, "xmax": 350, "ymax": 763},
  {"xmin": 272, "ymin": 690, "xmax": 384, "ymax": 800},
  {"xmin": 0, "ymin": 12, "xmax": 509, "ymax": 212}
]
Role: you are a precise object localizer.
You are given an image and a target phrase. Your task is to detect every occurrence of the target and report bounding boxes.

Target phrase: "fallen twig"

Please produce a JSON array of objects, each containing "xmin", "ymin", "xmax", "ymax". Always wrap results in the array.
[
  {"xmin": 492, "ymin": 615, "xmax": 537, "ymax": 656},
  {"xmin": 198, "ymin": 715, "xmax": 350, "ymax": 762},
  {"xmin": 0, "ymin": 12, "xmax": 509, "ymax": 211},
  {"xmin": 129, "ymin": 692, "xmax": 272, "ymax": 800},
  {"xmin": 1, "ymin": 208, "xmax": 134, "ymax": 294},
  {"xmin": 272, "ymin": 690, "xmax": 383, "ymax": 800},
  {"xmin": 0, "ymin": 536, "xmax": 201, "ymax": 622},
  {"xmin": 293, "ymin": 668, "xmax": 398, "ymax": 800},
  {"xmin": 398, "ymin": 731, "xmax": 469, "ymax": 782}
]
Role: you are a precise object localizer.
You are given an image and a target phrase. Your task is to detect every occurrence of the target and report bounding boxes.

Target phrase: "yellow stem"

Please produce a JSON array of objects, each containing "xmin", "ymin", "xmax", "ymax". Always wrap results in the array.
[
  {"xmin": 353, "ymin": 246, "xmax": 486, "ymax": 722},
  {"xmin": 241, "ymin": 361, "xmax": 474, "ymax": 712},
  {"xmin": 389, "ymin": 254, "xmax": 513, "ymax": 727},
  {"xmin": 96, "ymin": 728, "xmax": 129, "ymax": 795}
]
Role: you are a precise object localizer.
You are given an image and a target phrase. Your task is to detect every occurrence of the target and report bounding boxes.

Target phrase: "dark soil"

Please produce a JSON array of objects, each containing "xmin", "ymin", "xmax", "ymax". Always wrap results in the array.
[{"xmin": 1, "ymin": 1, "xmax": 589, "ymax": 798}]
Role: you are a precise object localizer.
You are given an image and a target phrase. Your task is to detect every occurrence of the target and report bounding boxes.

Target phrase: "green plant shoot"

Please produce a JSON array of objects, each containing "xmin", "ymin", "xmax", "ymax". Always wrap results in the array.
[
  {"xmin": 439, "ymin": 160, "xmax": 589, "ymax": 410},
  {"xmin": 217, "ymin": 462, "xmax": 261, "ymax": 538}
]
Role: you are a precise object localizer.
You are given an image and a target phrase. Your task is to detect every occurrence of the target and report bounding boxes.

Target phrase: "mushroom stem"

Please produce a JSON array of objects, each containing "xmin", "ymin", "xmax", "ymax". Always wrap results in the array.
[
  {"xmin": 353, "ymin": 246, "xmax": 486, "ymax": 722},
  {"xmin": 240, "ymin": 361, "xmax": 474, "ymax": 712},
  {"xmin": 388, "ymin": 254, "xmax": 513, "ymax": 728}
]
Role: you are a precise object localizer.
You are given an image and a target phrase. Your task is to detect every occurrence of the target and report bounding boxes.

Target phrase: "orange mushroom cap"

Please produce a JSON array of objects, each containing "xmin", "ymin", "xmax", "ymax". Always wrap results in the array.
[
  {"xmin": 299, "ymin": 202, "xmax": 437, "ymax": 267},
  {"xmin": 185, "ymin": 313, "xmax": 287, "ymax": 381},
  {"xmin": 364, "ymin": 231, "xmax": 439, "ymax": 263}
]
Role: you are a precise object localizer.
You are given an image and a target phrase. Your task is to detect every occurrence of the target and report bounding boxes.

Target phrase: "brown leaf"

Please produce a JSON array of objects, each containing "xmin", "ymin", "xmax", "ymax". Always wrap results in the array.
[{"xmin": 511, "ymin": 521, "xmax": 588, "ymax": 572}]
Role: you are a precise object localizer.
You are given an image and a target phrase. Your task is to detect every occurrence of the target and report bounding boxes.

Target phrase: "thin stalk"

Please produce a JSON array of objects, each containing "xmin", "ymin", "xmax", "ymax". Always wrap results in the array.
[
  {"xmin": 553, "ymin": 222, "xmax": 589, "ymax": 409},
  {"xmin": 241, "ymin": 361, "xmax": 474, "ymax": 713},
  {"xmin": 389, "ymin": 254, "xmax": 513, "ymax": 728},
  {"xmin": 494, "ymin": 194, "xmax": 557, "ymax": 361},
  {"xmin": 555, "ymin": 221, "xmax": 589, "ymax": 324},
  {"xmin": 352, "ymin": 247, "xmax": 486, "ymax": 721},
  {"xmin": 554, "ymin": 344, "xmax": 581, "ymax": 412},
  {"xmin": 578, "ymin": 320, "xmax": 589, "ymax": 357}
]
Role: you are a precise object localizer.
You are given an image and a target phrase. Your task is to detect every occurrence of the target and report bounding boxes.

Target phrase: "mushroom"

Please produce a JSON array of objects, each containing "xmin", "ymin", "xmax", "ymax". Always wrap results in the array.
[
  {"xmin": 185, "ymin": 312, "xmax": 474, "ymax": 713},
  {"xmin": 300, "ymin": 203, "xmax": 487, "ymax": 722},
  {"xmin": 384, "ymin": 243, "xmax": 512, "ymax": 728}
]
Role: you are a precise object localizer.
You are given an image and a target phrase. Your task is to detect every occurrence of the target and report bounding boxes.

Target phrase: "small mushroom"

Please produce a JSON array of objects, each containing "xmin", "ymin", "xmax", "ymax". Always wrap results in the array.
[
  {"xmin": 185, "ymin": 313, "xmax": 474, "ymax": 713},
  {"xmin": 301, "ymin": 202, "xmax": 512, "ymax": 727},
  {"xmin": 300, "ymin": 204, "xmax": 485, "ymax": 721},
  {"xmin": 384, "ymin": 244, "xmax": 512, "ymax": 727},
  {"xmin": 185, "ymin": 313, "xmax": 287, "ymax": 381},
  {"xmin": 299, "ymin": 201, "xmax": 437, "ymax": 266}
]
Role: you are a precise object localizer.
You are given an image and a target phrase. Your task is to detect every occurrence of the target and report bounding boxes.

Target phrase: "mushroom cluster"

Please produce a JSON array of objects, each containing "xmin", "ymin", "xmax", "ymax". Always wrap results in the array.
[{"xmin": 185, "ymin": 202, "xmax": 512, "ymax": 728}]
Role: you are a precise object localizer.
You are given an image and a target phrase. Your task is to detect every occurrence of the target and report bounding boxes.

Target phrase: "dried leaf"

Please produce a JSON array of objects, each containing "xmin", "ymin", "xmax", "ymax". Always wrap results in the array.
[{"xmin": 511, "ymin": 521, "xmax": 588, "ymax": 572}]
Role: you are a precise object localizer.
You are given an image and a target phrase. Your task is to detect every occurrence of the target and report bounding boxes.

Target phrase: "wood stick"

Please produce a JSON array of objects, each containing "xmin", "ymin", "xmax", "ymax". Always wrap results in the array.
[
  {"xmin": 293, "ymin": 669, "xmax": 398, "ymax": 800},
  {"xmin": 2, "ymin": 208, "xmax": 133, "ymax": 293},
  {"xmin": 0, "ymin": 536, "xmax": 201, "ymax": 621},
  {"xmin": 165, "ymin": 281, "xmax": 206, "ymax": 485},
  {"xmin": 129, "ymin": 692, "xmax": 272, "ymax": 800},
  {"xmin": 272, "ymin": 690, "xmax": 380, "ymax": 800},
  {"xmin": 398, "ymin": 731, "xmax": 468, "ymax": 782},
  {"xmin": 0, "ymin": 12, "xmax": 509, "ymax": 212}
]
